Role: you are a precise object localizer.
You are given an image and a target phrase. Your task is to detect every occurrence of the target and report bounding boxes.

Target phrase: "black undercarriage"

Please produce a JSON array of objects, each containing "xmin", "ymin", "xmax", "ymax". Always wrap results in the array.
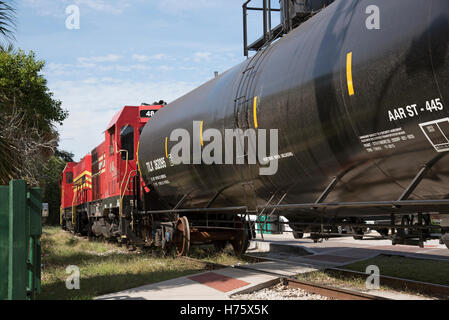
[{"xmin": 62, "ymin": 173, "xmax": 449, "ymax": 255}]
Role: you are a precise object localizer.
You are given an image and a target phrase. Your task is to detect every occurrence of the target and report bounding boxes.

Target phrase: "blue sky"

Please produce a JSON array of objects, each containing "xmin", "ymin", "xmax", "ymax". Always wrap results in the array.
[{"xmin": 15, "ymin": 0, "xmax": 279, "ymax": 160}]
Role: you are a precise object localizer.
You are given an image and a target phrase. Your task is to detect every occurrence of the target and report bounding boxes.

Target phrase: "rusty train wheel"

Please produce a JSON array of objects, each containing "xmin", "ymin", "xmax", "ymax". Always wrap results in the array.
[
  {"xmin": 174, "ymin": 216, "xmax": 190, "ymax": 256},
  {"xmin": 230, "ymin": 218, "xmax": 249, "ymax": 256},
  {"xmin": 442, "ymin": 233, "xmax": 449, "ymax": 250}
]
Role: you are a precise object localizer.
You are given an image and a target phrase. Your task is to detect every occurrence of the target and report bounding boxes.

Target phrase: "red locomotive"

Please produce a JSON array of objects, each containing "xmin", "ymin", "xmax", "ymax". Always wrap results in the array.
[{"xmin": 60, "ymin": 103, "xmax": 165, "ymax": 240}]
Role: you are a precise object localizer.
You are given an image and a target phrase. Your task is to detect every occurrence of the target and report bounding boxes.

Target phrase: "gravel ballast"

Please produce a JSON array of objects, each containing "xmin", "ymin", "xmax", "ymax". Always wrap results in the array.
[{"xmin": 233, "ymin": 283, "xmax": 330, "ymax": 300}]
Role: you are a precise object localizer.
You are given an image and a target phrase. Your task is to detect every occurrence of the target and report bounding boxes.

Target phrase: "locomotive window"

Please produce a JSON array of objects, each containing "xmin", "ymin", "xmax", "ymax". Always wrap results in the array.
[
  {"xmin": 109, "ymin": 129, "xmax": 115, "ymax": 155},
  {"xmin": 120, "ymin": 125, "xmax": 134, "ymax": 160},
  {"xmin": 66, "ymin": 172, "xmax": 73, "ymax": 184}
]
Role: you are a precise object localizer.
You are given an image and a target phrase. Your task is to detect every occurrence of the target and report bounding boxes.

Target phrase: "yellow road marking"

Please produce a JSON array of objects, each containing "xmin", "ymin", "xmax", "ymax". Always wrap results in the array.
[{"xmin": 347, "ymin": 52, "xmax": 355, "ymax": 96}]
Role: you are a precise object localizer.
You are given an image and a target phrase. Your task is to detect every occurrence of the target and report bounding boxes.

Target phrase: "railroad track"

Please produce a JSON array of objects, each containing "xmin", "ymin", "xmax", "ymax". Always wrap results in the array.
[
  {"xmin": 282, "ymin": 278, "xmax": 387, "ymax": 300},
  {"xmin": 248, "ymin": 253, "xmax": 449, "ymax": 299},
  {"xmin": 181, "ymin": 254, "xmax": 449, "ymax": 300},
  {"xmin": 325, "ymin": 267, "xmax": 449, "ymax": 299},
  {"xmin": 179, "ymin": 256, "xmax": 388, "ymax": 300}
]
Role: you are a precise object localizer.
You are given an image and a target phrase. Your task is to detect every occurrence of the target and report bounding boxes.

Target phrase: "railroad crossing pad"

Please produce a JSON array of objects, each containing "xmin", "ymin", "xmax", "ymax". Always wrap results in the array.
[
  {"xmin": 96, "ymin": 260, "xmax": 318, "ymax": 300},
  {"xmin": 96, "ymin": 266, "xmax": 277, "ymax": 300},
  {"xmin": 242, "ymin": 261, "xmax": 318, "ymax": 276}
]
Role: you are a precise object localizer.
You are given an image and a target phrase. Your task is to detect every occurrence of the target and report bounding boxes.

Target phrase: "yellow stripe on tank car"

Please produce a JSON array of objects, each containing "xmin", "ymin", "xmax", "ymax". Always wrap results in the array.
[
  {"xmin": 346, "ymin": 52, "xmax": 355, "ymax": 96},
  {"xmin": 165, "ymin": 137, "xmax": 168, "ymax": 158},
  {"xmin": 253, "ymin": 96, "xmax": 259, "ymax": 129},
  {"xmin": 201, "ymin": 121, "xmax": 204, "ymax": 146}
]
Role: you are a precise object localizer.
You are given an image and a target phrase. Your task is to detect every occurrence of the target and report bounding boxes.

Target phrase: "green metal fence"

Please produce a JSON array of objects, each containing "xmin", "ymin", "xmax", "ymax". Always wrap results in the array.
[{"xmin": 0, "ymin": 180, "xmax": 42, "ymax": 300}]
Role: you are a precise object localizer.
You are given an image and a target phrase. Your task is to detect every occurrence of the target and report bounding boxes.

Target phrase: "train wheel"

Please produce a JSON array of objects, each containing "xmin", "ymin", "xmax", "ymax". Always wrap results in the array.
[
  {"xmin": 310, "ymin": 233, "xmax": 321, "ymax": 243},
  {"xmin": 353, "ymin": 228, "xmax": 364, "ymax": 240},
  {"xmin": 231, "ymin": 237, "xmax": 249, "ymax": 256},
  {"xmin": 231, "ymin": 219, "xmax": 250, "ymax": 256},
  {"xmin": 213, "ymin": 241, "xmax": 228, "ymax": 252},
  {"xmin": 399, "ymin": 215, "xmax": 411, "ymax": 237},
  {"xmin": 442, "ymin": 233, "xmax": 449, "ymax": 250},
  {"xmin": 293, "ymin": 231, "xmax": 304, "ymax": 239},
  {"xmin": 377, "ymin": 228, "xmax": 389, "ymax": 237},
  {"xmin": 174, "ymin": 216, "xmax": 190, "ymax": 256}
]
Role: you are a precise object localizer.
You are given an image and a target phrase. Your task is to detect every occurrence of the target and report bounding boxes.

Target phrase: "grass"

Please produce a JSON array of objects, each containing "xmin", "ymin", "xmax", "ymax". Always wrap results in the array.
[
  {"xmin": 342, "ymin": 255, "xmax": 449, "ymax": 287},
  {"xmin": 296, "ymin": 255, "xmax": 449, "ymax": 298},
  {"xmin": 297, "ymin": 270, "xmax": 374, "ymax": 291},
  {"xmin": 189, "ymin": 246, "xmax": 258, "ymax": 266},
  {"xmin": 296, "ymin": 269, "xmax": 432, "ymax": 298},
  {"xmin": 39, "ymin": 226, "xmax": 247, "ymax": 300}
]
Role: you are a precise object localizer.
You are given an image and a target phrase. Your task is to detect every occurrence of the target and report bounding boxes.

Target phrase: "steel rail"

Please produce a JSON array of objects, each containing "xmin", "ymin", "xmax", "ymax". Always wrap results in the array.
[
  {"xmin": 244, "ymin": 254, "xmax": 449, "ymax": 299},
  {"xmin": 325, "ymin": 267, "xmax": 449, "ymax": 299},
  {"xmin": 284, "ymin": 278, "xmax": 387, "ymax": 300}
]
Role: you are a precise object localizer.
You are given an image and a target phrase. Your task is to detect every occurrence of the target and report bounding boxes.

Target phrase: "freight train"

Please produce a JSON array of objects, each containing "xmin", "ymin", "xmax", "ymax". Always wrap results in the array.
[{"xmin": 61, "ymin": 0, "xmax": 449, "ymax": 254}]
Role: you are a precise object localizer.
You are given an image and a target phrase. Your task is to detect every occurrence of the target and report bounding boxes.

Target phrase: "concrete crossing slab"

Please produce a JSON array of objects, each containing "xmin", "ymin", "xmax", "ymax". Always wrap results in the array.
[
  {"xmin": 242, "ymin": 261, "xmax": 319, "ymax": 276},
  {"xmin": 96, "ymin": 260, "xmax": 320, "ymax": 300},
  {"xmin": 96, "ymin": 267, "xmax": 279, "ymax": 300}
]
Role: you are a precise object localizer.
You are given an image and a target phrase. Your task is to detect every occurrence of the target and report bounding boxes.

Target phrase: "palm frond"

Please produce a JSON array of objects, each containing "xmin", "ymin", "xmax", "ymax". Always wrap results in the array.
[
  {"xmin": 0, "ymin": 1, "xmax": 15, "ymax": 41},
  {"xmin": 0, "ymin": 42, "xmax": 14, "ymax": 52}
]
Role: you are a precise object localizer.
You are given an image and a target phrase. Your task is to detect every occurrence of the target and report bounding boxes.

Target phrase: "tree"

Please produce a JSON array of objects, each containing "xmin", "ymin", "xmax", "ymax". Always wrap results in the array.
[
  {"xmin": 0, "ymin": 49, "xmax": 69, "ymax": 185},
  {"xmin": 0, "ymin": 0, "xmax": 16, "ymax": 184},
  {"xmin": 0, "ymin": 50, "xmax": 68, "ymax": 131},
  {"xmin": 0, "ymin": 135, "xmax": 18, "ymax": 184},
  {"xmin": 55, "ymin": 149, "xmax": 74, "ymax": 163},
  {"xmin": 0, "ymin": 1, "xmax": 72, "ymax": 224}
]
